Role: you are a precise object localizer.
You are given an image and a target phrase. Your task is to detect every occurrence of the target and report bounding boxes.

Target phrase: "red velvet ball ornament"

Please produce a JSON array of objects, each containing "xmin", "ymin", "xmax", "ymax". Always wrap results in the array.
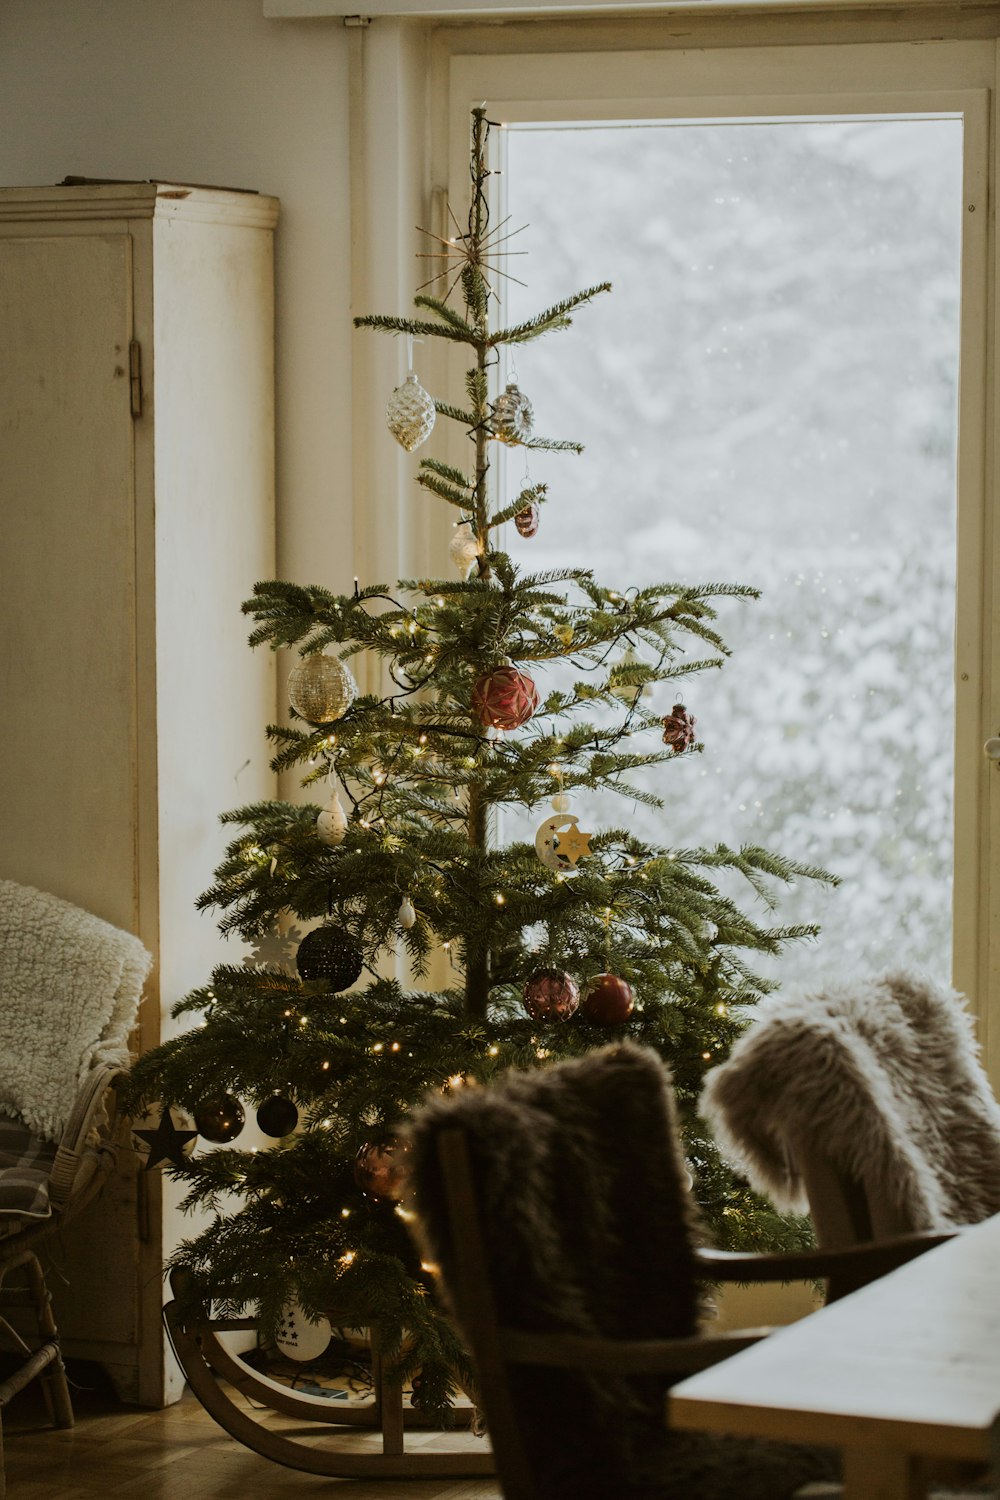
[
  {"xmin": 581, "ymin": 973, "xmax": 635, "ymax": 1025},
  {"xmin": 471, "ymin": 665, "xmax": 540, "ymax": 731},
  {"xmin": 523, "ymin": 968, "xmax": 580, "ymax": 1022},
  {"xmin": 514, "ymin": 503, "xmax": 540, "ymax": 538},
  {"xmin": 661, "ymin": 702, "xmax": 697, "ymax": 754},
  {"xmin": 354, "ymin": 1137, "xmax": 407, "ymax": 1201}
]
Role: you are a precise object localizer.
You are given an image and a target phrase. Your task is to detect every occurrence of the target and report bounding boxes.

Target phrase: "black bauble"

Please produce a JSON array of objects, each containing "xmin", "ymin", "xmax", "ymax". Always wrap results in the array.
[
  {"xmin": 296, "ymin": 923, "xmax": 364, "ymax": 992},
  {"xmin": 256, "ymin": 1094, "xmax": 299, "ymax": 1139},
  {"xmin": 193, "ymin": 1094, "xmax": 245, "ymax": 1144}
]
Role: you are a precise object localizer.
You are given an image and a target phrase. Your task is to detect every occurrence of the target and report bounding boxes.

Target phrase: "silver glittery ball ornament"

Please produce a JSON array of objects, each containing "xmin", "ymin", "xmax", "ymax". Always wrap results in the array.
[
  {"xmin": 287, "ymin": 654, "xmax": 356, "ymax": 724},
  {"xmin": 491, "ymin": 382, "xmax": 534, "ymax": 445},
  {"xmin": 386, "ymin": 373, "xmax": 436, "ymax": 452}
]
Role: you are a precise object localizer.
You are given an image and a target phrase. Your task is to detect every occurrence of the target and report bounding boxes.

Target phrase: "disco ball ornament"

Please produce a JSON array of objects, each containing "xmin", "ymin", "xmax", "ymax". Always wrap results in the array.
[
  {"xmin": 449, "ymin": 522, "xmax": 481, "ymax": 573},
  {"xmin": 316, "ymin": 790, "xmax": 348, "ymax": 847},
  {"xmin": 275, "ymin": 1301, "xmax": 332, "ymax": 1363},
  {"xmin": 193, "ymin": 1094, "xmax": 245, "ymax": 1144},
  {"xmin": 354, "ymin": 1137, "xmax": 407, "ymax": 1201},
  {"xmin": 471, "ymin": 664, "xmax": 539, "ymax": 731},
  {"xmin": 581, "ymin": 974, "xmax": 635, "ymax": 1026},
  {"xmin": 386, "ymin": 372, "xmax": 436, "ymax": 452},
  {"xmin": 492, "ymin": 381, "xmax": 534, "ymax": 445},
  {"xmin": 287, "ymin": 654, "xmax": 356, "ymax": 724},
  {"xmin": 523, "ymin": 968, "xmax": 580, "ymax": 1022},
  {"xmin": 296, "ymin": 924, "xmax": 364, "ymax": 991},
  {"xmin": 256, "ymin": 1094, "xmax": 299, "ymax": 1139},
  {"xmin": 514, "ymin": 502, "xmax": 540, "ymax": 538},
  {"xmin": 661, "ymin": 702, "xmax": 697, "ymax": 753}
]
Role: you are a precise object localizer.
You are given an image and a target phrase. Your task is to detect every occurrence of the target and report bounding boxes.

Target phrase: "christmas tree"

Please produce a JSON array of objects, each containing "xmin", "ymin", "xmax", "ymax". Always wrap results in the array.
[{"xmin": 129, "ymin": 109, "xmax": 830, "ymax": 1415}]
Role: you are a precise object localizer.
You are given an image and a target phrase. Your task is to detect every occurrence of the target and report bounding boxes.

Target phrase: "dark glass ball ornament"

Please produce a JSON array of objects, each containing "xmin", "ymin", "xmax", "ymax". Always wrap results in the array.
[
  {"xmin": 522, "ymin": 968, "xmax": 580, "ymax": 1022},
  {"xmin": 193, "ymin": 1094, "xmax": 245, "ymax": 1144},
  {"xmin": 580, "ymin": 973, "xmax": 635, "ymax": 1025},
  {"xmin": 256, "ymin": 1094, "xmax": 299, "ymax": 1139},
  {"xmin": 296, "ymin": 923, "xmax": 364, "ymax": 992},
  {"xmin": 354, "ymin": 1137, "xmax": 407, "ymax": 1202}
]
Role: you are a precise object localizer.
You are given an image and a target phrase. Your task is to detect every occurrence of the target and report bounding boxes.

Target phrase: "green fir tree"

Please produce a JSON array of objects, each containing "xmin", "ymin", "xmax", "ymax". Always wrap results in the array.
[{"xmin": 128, "ymin": 108, "xmax": 832, "ymax": 1414}]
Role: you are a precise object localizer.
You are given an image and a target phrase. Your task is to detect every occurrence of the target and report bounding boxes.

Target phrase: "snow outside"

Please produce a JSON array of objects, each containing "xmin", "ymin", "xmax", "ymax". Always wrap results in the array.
[{"xmin": 501, "ymin": 117, "xmax": 962, "ymax": 987}]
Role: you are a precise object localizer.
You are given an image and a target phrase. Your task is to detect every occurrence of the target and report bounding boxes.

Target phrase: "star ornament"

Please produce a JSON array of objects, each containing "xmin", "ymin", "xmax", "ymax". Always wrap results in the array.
[
  {"xmin": 534, "ymin": 813, "xmax": 593, "ymax": 872},
  {"xmin": 133, "ymin": 1106, "xmax": 198, "ymax": 1171}
]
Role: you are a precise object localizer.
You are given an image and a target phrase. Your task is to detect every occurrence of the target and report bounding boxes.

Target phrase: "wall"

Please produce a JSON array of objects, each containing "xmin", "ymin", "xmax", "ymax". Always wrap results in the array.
[{"xmin": 0, "ymin": 0, "xmax": 354, "ymax": 589}]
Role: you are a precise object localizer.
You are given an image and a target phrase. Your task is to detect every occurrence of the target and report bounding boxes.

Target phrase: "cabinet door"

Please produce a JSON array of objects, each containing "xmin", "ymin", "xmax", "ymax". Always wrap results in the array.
[{"xmin": 0, "ymin": 234, "xmax": 138, "ymax": 927}]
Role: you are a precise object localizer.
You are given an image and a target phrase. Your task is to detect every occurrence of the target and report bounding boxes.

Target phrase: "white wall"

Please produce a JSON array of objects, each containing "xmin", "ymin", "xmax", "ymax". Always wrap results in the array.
[{"xmin": 0, "ymin": 0, "xmax": 355, "ymax": 588}]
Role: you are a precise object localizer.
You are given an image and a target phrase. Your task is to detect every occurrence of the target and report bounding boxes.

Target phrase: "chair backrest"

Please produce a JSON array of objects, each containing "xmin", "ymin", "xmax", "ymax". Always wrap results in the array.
[
  {"xmin": 404, "ymin": 1044, "xmax": 704, "ymax": 1500},
  {"xmin": 700, "ymin": 970, "xmax": 1000, "ymax": 1246}
]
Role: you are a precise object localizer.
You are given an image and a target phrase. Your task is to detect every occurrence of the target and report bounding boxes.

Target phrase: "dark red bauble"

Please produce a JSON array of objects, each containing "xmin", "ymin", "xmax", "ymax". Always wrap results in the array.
[
  {"xmin": 256, "ymin": 1094, "xmax": 299, "ymax": 1139},
  {"xmin": 193, "ymin": 1094, "xmax": 245, "ymax": 1144},
  {"xmin": 471, "ymin": 665, "xmax": 540, "ymax": 731},
  {"xmin": 581, "ymin": 973, "xmax": 635, "ymax": 1025},
  {"xmin": 514, "ymin": 503, "xmax": 540, "ymax": 538},
  {"xmin": 661, "ymin": 702, "xmax": 697, "ymax": 753},
  {"xmin": 522, "ymin": 968, "xmax": 580, "ymax": 1022},
  {"xmin": 354, "ymin": 1137, "xmax": 407, "ymax": 1201}
]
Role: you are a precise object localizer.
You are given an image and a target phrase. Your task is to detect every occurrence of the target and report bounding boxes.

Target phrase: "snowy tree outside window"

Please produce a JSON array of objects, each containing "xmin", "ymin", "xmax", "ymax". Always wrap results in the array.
[{"xmin": 502, "ymin": 117, "xmax": 963, "ymax": 985}]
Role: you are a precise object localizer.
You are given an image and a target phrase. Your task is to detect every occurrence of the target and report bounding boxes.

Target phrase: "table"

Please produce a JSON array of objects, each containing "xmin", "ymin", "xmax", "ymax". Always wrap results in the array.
[{"xmin": 669, "ymin": 1215, "xmax": 1000, "ymax": 1499}]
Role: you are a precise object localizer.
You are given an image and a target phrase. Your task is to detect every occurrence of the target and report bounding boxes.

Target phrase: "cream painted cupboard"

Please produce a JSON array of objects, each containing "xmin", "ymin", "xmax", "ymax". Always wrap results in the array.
[{"xmin": 0, "ymin": 182, "xmax": 279, "ymax": 1405}]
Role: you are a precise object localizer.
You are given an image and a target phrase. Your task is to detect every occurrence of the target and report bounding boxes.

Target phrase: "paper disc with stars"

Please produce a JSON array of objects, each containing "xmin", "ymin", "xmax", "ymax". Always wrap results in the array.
[{"xmin": 534, "ymin": 813, "xmax": 593, "ymax": 871}]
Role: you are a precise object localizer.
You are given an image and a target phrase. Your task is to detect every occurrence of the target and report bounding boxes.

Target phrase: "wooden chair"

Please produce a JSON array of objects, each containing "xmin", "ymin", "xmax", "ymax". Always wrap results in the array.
[
  {"xmin": 0, "ymin": 1061, "xmax": 124, "ymax": 1498},
  {"xmin": 404, "ymin": 1045, "xmax": 951, "ymax": 1500}
]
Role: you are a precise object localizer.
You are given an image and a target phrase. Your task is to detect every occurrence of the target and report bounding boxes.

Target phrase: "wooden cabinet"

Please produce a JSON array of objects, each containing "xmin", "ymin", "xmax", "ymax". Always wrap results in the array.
[{"xmin": 0, "ymin": 182, "xmax": 279, "ymax": 1405}]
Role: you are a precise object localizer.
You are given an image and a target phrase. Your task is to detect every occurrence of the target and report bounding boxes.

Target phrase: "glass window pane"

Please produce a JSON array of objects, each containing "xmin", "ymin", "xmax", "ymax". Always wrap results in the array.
[{"xmin": 503, "ymin": 117, "xmax": 962, "ymax": 984}]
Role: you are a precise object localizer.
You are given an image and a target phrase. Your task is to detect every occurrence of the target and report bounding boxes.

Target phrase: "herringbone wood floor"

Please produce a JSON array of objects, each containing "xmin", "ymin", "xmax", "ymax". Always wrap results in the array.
[{"xmin": 3, "ymin": 1378, "xmax": 502, "ymax": 1500}]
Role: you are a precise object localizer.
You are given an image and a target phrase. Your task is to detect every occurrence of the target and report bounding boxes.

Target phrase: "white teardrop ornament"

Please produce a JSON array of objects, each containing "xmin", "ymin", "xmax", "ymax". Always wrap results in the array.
[
  {"xmin": 316, "ymin": 791, "xmax": 348, "ymax": 847},
  {"xmin": 449, "ymin": 523, "xmax": 481, "ymax": 573},
  {"xmin": 398, "ymin": 896, "xmax": 416, "ymax": 929}
]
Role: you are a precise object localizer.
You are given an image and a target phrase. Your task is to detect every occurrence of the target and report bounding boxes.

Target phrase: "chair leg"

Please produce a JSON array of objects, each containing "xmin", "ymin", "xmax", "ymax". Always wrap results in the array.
[{"xmin": 24, "ymin": 1255, "xmax": 73, "ymax": 1430}]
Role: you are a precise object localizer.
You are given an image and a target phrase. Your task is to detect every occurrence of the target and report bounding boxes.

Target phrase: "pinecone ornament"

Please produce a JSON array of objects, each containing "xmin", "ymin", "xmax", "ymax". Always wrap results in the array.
[
  {"xmin": 661, "ymin": 702, "xmax": 697, "ymax": 753},
  {"xmin": 386, "ymin": 373, "xmax": 436, "ymax": 452},
  {"xmin": 514, "ymin": 502, "xmax": 540, "ymax": 538},
  {"xmin": 491, "ymin": 382, "xmax": 534, "ymax": 445}
]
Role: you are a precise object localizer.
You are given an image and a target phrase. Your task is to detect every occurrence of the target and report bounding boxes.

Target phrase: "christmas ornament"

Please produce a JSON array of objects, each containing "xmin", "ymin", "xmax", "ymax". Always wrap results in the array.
[
  {"xmin": 385, "ymin": 371, "xmax": 436, "ymax": 452},
  {"xmin": 514, "ymin": 502, "xmax": 540, "ymax": 538},
  {"xmin": 471, "ymin": 664, "xmax": 539, "ymax": 731},
  {"xmin": 553, "ymin": 622, "xmax": 574, "ymax": 648},
  {"xmin": 287, "ymin": 654, "xmax": 356, "ymax": 725},
  {"xmin": 256, "ymin": 1094, "xmax": 299, "ymax": 1139},
  {"xmin": 523, "ymin": 968, "xmax": 580, "ymax": 1022},
  {"xmin": 193, "ymin": 1094, "xmax": 245, "ymax": 1144},
  {"xmin": 316, "ymin": 790, "xmax": 348, "ymax": 847},
  {"xmin": 581, "ymin": 973, "xmax": 635, "ymax": 1025},
  {"xmin": 551, "ymin": 792, "xmax": 571, "ymax": 813},
  {"xmin": 132, "ymin": 1106, "xmax": 198, "ymax": 1171},
  {"xmin": 354, "ymin": 1137, "xmax": 407, "ymax": 1201},
  {"xmin": 661, "ymin": 702, "xmax": 697, "ymax": 753},
  {"xmin": 611, "ymin": 646, "xmax": 651, "ymax": 703},
  {"xmin": 397, "ymin": 896, "xmax": 416, "ymax": 929},
  {"xmin": 534, "ymin": 813, "xmax": 593, "ymax": 871},
  {"xmin": 491, "ymin": 382, "xmax": 534, "ymax": 445},
  {"xmin": 275, "ymin": 1301, "xmax": 332, "ymax": 1363},
  {"xmin": 449, "ymin": 522, "xmax": 481, "ymax": 573},
  {"xmin": 296, "ymin": 924, "xmax": 364, "ymax": 991}
]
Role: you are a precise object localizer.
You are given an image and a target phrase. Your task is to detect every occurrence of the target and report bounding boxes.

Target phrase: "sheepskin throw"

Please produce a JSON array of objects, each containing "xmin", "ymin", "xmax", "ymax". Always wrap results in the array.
[
  {"xmin": 0, "ymin": 880, "xmax": 151, "ymax": 1142},
  {"xmin": 700, "ymin": 970, "xmax": 1000, "ymax": 1231},
  {"xmin": 405, "ymin": 1043, "xmax": 834, "ymax": 1500}
]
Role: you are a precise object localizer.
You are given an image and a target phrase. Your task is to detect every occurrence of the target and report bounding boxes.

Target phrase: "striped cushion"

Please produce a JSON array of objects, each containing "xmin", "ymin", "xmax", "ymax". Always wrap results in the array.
[{"xmin": 0, "ymin": 1115, "xmax": 55, "ymax": 1219}]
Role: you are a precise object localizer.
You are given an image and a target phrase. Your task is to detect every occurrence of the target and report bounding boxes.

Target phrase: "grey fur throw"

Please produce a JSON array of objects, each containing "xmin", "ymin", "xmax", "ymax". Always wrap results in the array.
[
  {"xmin": 700, "ymin": 970, "xmax": 1000, "ymax": 1230},
  {"xmin": 404, "ymin": 1043, "xmax": 834, "ymax": 1500}
]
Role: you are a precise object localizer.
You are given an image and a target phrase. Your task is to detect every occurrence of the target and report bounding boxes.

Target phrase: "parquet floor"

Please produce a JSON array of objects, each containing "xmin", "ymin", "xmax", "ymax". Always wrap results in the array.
[{"xmin": 2, "ymin": 1379, "xmax": 502, "ymax": 1500}]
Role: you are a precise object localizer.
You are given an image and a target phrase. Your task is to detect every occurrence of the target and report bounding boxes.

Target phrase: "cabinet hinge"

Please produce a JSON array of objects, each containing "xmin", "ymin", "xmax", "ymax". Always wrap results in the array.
[{"xmin": 129, "ymin": 340, "xmax": 142, "ymax": 418}]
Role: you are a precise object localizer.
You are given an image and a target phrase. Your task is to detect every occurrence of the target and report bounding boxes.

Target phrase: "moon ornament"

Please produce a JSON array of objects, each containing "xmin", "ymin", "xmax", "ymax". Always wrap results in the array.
[{"xmin": 534, "ymin": 813, "xmax": 593, "ymax": 872}]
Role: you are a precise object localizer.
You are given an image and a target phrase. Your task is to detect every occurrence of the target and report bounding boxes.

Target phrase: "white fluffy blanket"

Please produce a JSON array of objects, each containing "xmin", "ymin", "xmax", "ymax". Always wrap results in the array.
[
  {"xmin": 0, "ymin": 880, "xmax": 151, "ymax": 1142},
  {"xmin": 700, "ymin": 970, "xmax": 1000, "ymax": 1230}
]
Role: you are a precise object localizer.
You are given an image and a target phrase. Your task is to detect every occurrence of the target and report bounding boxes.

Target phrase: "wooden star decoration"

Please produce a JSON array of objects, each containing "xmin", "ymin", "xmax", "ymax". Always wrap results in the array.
[
  {"xmin": 133, "ymin": 1106, "xmax": 198, "ymax": 1171},
  {"xmin": 557, "ymin": 824, "xmax": 593, "ymax": 866}
]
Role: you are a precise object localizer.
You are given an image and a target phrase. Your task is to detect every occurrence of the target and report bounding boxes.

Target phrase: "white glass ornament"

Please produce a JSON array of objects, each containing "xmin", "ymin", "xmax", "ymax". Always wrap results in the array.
[
  {"xmin": 551, "ymin": 792, "xmax": 571, "ymax": 813},
  {"xmin": 316, "ymin": 791, "xmax": 348, "ymax": 847},
  {"xmin": 491, "ymin": 381, "xmax": 534, "ymax": 445},
  {"xmin": 449, "ymin": 523, "xmax": 481, "ymax": 573},
  {"xmin": 275, "ymin": 1301, "xmax": 332, "ymax": 1363},
  {"xmin": 386, "ymin": 372, "xmax": 436, "ymax": 452},
  {"xmin": 398, "ymin": 896, "xmax": 416, "ymax": 929},
  {"xmin": 287, "ymin": 654, "xmax": 356, "ymax": 724}
]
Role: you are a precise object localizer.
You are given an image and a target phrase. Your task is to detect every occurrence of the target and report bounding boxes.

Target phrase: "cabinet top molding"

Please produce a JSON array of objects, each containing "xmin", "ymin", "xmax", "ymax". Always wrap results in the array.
[{"xmin": 0, "ymin": 182, "xmax": 280, "ymax": 230}]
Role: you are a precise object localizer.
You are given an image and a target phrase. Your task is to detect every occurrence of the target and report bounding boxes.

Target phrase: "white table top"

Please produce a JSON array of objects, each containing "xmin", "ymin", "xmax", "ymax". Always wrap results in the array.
[{"xmin": 670, "ymin": 1215, "xmax": 1000, "ymax": 1463}]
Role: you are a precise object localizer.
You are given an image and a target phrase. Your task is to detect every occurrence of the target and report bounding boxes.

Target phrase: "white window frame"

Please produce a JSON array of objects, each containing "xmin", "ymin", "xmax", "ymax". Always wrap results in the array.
[{"xmin": 421, "ymin": 38, "xmax": 997, "ymax": 1066}]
